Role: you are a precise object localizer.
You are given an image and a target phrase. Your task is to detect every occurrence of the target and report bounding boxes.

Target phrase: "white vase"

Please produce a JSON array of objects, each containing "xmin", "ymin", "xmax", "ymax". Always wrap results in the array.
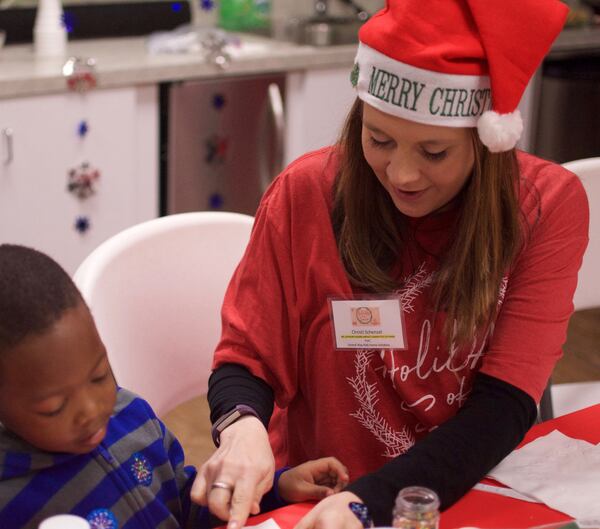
[{"xmin": 34, "ymin": 0, "xmax": 67, "ymax": 57}]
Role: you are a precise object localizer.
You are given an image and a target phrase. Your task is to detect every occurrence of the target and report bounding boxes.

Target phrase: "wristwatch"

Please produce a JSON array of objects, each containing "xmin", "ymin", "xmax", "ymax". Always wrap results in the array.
[{"xmin": 211, "ymin": 405, "xmax": 260, "ymax": 447}]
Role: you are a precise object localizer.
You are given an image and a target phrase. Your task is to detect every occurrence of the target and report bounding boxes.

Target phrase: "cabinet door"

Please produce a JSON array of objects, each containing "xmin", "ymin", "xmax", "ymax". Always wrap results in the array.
[
  {"xmin": 0, "ymin": 85, "xmax": 158, "ymax": 274},
  {"xmin": 285, "ymin": 65, "xmax": 356, "ymax": 165}
]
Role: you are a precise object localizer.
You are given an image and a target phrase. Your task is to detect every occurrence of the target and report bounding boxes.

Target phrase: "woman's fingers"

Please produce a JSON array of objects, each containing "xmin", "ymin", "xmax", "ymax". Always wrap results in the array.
[
  {"xmin": 190, "ymin": 470, "xmax": 209, "ymax": 506},
  {"xmin": 227, "ymin": 474, "xmax": 263, "ymax": 529},
  {"xmin": 190, "ymin": 415, "xmax": 275, "ymax": 527},
  {"xmin": 208, "ymin": 483, "xmax": 237, "ymax": 522}
]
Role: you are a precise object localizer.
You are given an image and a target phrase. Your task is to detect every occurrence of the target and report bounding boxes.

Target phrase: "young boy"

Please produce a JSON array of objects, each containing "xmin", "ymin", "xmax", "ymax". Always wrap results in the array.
[{"xmin": 0, "ymin": 244, "xmax": 348, "ymax": 529}]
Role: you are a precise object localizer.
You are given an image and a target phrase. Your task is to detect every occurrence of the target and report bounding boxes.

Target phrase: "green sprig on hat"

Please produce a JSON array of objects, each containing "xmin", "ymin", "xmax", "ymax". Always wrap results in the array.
[{"xmin": 350, "ymin": 63, "xmax": 359, "ymax": 88}]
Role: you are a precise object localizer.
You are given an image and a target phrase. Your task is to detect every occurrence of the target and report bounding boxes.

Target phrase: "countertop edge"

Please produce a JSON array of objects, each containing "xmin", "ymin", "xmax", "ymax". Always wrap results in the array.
[
  {"xmin": 1, "ymin": 25, "xmax": 600, "ymax": 100},
  {"xmin": 0, "ymin": 36, "xmax": 358, "ymax": 99}
]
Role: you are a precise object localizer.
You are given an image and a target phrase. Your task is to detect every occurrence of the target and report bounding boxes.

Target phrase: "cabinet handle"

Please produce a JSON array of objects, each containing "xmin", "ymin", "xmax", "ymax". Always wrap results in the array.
[
  {"xmin": 2, "ymin": 127, "xmax": 13, "ymax": 165},
  {"xmin": 259, "ymin": 82, "xmax": 285, "ymax": 193},
  {"xmin": 268, "ymin": 82, "xmax": 285, "ymax": 176}
]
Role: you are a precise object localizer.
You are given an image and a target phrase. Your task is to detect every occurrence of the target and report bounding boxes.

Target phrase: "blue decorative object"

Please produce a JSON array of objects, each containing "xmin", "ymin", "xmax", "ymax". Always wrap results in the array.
[
  {"xmin": 130, "ymin": 452, "xmax": 153, "ymax": 486},
  {"xmin": 349, "ymin": 502, "xmax": 373, "ymax": 528},
  {"xmin": 171, "ymin": 2, "xmax": 182, "ymax": 12},
  {"xmin": 200, "ymin": 0, "xmax": 215, "ymax": 11},
  {"xmin": 204, "ymin": 134, "xmax": 229, "ymax": 164},
  {"xmin": 75, "ymin": 216, "xmax": 91, "ymax": 234},
  {"xmin": 87, "ymin": 508, "xmax": 118, "ymax": 529},
  {"xmin": 212, "ymin": 93, "xmax": 226, "ymax": 110},
  {"xmin": 209, "ymin": 193, "xmax": 224, "ymax": 209},
  {"xmin": 78, "ymin": 120, "xmax": 89, "ymax": 138},
  {"xmin": 61, "ymin": 11, "xmax": 76, "ymax": 33}
]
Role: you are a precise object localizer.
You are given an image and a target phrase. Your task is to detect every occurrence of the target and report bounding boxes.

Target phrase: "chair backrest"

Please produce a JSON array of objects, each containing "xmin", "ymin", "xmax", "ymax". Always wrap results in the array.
[
  {"xmin": 74, "ymin": 212, "xmax": 254, "ymax": 416},
  {"xmin": 562, "ymin": 157, "xmax": 600, "ymax": 311}
]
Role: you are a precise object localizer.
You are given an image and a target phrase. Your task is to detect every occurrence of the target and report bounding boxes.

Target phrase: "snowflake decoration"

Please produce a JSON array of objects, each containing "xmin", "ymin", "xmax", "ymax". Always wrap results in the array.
[
  {"xmin": 171, "ymin": 2, "xmax": 182, "ymax": 12},
  {"xmin": 209, "ymin": 193, "xmax": 224, "ymax": 209},
  {"xmin": 74, "ymin": 216, "xmax": 91, "ymax": 234},
  {"xmin": 200, "ymin": 0, "xmax": 215, "ymax": 11},
  {"xmin": 67, "ymin": 161, "xmax": 100, "ymax": 199},
  {"xmin": 205, "ymin": 134, "xmax": 229, "ymax": 164},
  {"xmin": 87, "ymin": 508, "xmax": 117, "ymax": 529},
  {"xmin": 130, "ymin": 452, "xmax": 153, "ymax": 486},
  {"xmin": 78, "ymin": 120, "xmax": 89, "ymax": 138},
  {"xmin": 212, "ymin": 93, "xmax": 226, "ymax": 110}
]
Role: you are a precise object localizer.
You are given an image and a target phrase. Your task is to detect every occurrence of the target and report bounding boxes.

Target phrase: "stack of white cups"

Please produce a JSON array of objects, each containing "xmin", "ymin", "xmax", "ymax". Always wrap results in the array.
[{"xmin": 33, "ymin": 0, "xmax": 67, "ymax": 57}]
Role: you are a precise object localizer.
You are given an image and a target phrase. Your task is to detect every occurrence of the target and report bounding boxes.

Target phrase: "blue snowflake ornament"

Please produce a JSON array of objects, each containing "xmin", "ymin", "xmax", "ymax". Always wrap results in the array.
[
  {"xmin": 200, "ymin": 0, "xmax": 215, "ymax": 11},
  {"xmin": 78, "ymin": 120, "xmax": 89, "ymax": 137},
  {"xmin": 212, "ymin": 93, "xmax": 226, "ymax": 110},
  {"xmin": 209, "ymin": 193, "xmax": 224, "ymax": 209},
  {"xmin": 74, "ymin": 216, "xmax": 91, "ymax": 234}
]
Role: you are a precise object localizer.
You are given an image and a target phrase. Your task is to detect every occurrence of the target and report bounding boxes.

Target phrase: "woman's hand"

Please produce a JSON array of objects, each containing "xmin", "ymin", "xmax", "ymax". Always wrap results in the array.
[
  {"xmin": 191, "ymin": 416, "xmax": 275, "ymax": 529},
  {"xmin": 278, "ymin": 457, "xmax": 350, "ymax": 503},
  {"xmin": 294, "ymin": 491, "xmax": 368, "ymax": 529}
]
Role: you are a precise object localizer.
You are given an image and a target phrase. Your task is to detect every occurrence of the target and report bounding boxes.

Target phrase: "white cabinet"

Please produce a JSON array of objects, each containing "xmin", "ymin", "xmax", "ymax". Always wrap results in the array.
[
  {"xmin": 0, "ymin": 85, "xmax": 158, "ymax": 274},
  {"xmin": 285, "ymin": 64, "xmax": 357, "ymax": 165}
]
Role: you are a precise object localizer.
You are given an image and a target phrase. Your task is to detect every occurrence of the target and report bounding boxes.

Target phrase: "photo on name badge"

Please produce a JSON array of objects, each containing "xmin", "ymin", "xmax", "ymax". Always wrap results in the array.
[{"xmin": 351, "ymin": 306, "xmax": 381, "ymax": 326}]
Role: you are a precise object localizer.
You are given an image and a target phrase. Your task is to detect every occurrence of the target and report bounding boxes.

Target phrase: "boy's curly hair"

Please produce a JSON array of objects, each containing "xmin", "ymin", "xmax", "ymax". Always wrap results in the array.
[{"xmin": 0, "ymin": 244, "xmax": 82, "ymax": 354}]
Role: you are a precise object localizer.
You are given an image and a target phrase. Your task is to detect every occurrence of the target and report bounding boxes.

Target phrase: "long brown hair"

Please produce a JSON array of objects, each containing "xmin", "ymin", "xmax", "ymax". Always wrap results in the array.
[{"xmin": 332, "ymin": 99, "xmax": 522, "ymax": 346}]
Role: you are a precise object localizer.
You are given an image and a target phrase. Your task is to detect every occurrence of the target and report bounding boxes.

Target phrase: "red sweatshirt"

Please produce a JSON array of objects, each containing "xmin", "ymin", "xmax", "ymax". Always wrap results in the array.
[{"xmin": 213, "ymin": 147, "xmax": 588, "ymax": 478}]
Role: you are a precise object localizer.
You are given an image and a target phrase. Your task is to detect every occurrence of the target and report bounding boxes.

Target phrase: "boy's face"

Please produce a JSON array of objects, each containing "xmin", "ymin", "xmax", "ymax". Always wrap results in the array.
[{"xmin": 0, "ymin": 302, "xmax": 117, "ymax": 454}]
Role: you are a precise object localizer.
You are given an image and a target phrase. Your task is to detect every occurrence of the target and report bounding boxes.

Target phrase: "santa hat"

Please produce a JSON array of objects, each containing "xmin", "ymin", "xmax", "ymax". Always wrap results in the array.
[{"xmin": 352, "ymin": 0, "xmax": 568, "ymax": 152}]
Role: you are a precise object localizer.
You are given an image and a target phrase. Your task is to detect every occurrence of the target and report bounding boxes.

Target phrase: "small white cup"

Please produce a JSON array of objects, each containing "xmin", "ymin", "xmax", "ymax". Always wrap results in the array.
[{"xmin": 39, "ymin": 514, "xmax": 91, "ymax": 529}]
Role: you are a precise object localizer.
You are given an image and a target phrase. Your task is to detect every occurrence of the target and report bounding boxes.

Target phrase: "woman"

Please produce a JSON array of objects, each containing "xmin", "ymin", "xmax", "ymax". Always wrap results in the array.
[{"xmin": 192, "ymin": 1, "xmax": 589, "ymax": 528}]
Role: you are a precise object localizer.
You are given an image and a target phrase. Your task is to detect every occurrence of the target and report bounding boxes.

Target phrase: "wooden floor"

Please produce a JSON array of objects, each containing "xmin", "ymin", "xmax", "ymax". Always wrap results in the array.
[
  {"xmin": 553, "ymin": 308, "xmax": 600, "ymax": 383},
  {"xmin": 162, "ymin": 308, "xmax": 600, "ymax": 471}
]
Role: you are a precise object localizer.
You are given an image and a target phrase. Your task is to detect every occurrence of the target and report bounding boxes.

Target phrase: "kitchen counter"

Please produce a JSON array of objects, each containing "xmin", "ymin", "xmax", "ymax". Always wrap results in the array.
[
  {"xmin": 0, "ymin": 34, "xmax": 357, "ymax": 99},
  {"xmin": 550, "ymin": 25, "xmax": 600, "ymax": 58},
  {"xmin": 1, "ymin": 25, "xmax": 599, "ymax": 100}
]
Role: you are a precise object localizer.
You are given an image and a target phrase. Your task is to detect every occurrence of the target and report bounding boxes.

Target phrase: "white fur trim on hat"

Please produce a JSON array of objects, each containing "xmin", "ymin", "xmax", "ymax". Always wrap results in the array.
[
  {"xmin": 354, "ymin": 43, "xmax": 491, "ymax": 128},
  {"xmin": 477, "ymin": 110, "xmax": 523, "ymax": 152}
]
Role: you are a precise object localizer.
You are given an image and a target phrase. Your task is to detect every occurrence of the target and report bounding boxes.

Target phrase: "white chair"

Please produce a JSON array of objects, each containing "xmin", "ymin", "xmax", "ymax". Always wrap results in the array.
[
  {"xmin": 74, "ymin": 211, "xmax": 254, "ymax": 416},
  {"xmin": 549, "ymin": 157, "xmax": 600, "ymax": 418}
]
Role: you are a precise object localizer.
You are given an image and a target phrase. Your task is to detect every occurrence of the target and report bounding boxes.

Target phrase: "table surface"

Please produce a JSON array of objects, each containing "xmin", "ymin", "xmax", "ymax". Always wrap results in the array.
[{"xmin": 243, "ymin": 404, "xmax": 600, "ymax": 529}]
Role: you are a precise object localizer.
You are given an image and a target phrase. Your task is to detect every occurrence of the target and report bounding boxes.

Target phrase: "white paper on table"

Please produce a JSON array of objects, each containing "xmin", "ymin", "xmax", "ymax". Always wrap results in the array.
[
  {"xmin": 245, "ymin": 519, "xmax": 282, "ymax": 529},
  {"xmin": 578, "ymin": 518, "xmax": 600, "ymax": 529},
  {"xmin": 487, "ymin": 430, "xmax": 600, "ymax": 520},
  {"xmin": 473, "ymin": 482, "xmax": 542, "ymax": 503}
]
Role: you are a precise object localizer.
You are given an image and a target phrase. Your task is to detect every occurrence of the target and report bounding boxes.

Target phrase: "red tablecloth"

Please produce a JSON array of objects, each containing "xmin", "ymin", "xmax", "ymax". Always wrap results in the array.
[{"xmin": 243, "ymin": 403, "xmax": 600, "ymax": 529}]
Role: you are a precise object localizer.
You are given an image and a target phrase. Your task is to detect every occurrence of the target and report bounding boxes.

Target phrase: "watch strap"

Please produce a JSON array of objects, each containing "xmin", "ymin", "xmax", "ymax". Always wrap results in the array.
[{"xmin": 211, "ymin": 404, "xmax": 260, "ymax": 447}]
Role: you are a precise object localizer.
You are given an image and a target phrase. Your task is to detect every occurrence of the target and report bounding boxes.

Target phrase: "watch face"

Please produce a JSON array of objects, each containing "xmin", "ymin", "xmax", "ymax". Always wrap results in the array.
[
  {"xmin": 217, "ymin": 409, "xmax": 242, "ymax": 432},
  {"xmin": 212, "ymin": 405, "xmax": 259, "ymax": 447}
]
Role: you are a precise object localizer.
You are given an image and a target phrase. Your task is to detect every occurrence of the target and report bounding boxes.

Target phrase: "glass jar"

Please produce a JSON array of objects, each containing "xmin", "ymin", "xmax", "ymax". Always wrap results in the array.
[{"xmin": 392, "ymin": 486, "xmax": 440, "ymax": 529}]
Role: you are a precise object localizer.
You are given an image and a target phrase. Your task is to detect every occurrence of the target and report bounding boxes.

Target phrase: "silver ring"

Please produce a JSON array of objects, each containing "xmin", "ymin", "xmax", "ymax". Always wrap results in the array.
[{"xmin": 211, "ymin": 481, "xmax": 234, "ymax": 492}]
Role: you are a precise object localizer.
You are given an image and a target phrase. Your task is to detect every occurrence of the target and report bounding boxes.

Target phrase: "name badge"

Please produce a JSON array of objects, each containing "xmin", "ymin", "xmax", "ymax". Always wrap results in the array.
[{"xmin": 329, "ymin": 296, "xmax": 406, "ymax": 350}]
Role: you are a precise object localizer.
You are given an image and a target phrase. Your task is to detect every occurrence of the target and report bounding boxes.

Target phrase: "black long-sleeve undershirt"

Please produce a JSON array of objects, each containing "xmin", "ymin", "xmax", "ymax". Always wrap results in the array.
[
  {"xmin": 207, "ymin": 364, "xmax": 537, "ymax": 525},
  {"xmin": 208, "ymin": 363, "xmax": 274, "ymax": 428},
  {"xmin": 345, "ymin": 372, "xmax": 537, "ymax": 524}
]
